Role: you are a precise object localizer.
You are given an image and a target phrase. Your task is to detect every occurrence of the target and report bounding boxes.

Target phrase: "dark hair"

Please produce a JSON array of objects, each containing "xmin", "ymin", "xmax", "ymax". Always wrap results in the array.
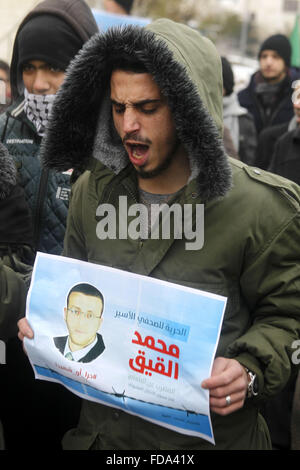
[
  {"xmin": 67, "ymin": 283, "xmax": 104, "ymax": 315},
  {"xmin": 0, "ymin": 60, "xmax": 10, "ymax": 79},
  {"xmin": 110, "ymin": 51, "xmax": 147, "ymax": 74},
  {"xmin": 221, "ymin": 57, "xmax": 234, "ymax": 96}
]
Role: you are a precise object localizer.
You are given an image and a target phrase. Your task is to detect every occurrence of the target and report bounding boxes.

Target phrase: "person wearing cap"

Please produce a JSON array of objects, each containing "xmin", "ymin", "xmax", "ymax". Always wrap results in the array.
[
  {"xmin": 268, "ymin": 80, "xmax": 300, "ymax": 184},
  {"xmin": 0, "ymin": 0, "xmax": 98, "ymax": 450},
  {"xmin": 103, "ymin": 0, "xmax": 134, "ymax": 16},
  {"xmin": 221, "ymin": 57, "xmax": 257, "ymax": 165},
  {"xmin": 238, "ymin": 34, "xmax": 297, "ymax": 135},
  {"xmin": 0, "ymin": 0, "xmax": 98, "ymax": 257}
]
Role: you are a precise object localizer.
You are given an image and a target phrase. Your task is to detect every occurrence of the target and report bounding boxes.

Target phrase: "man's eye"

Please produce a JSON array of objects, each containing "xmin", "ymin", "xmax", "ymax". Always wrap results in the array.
[
  {"xmin": 114, "ymin": 106, "xmax": 125, "ymax": 114},
  {"xmin": 139, "ymin": 105, "xmax": 158, "ymax": 115},
  {"xmin": 50, "ymin": 66, "xmax": 63, "ymax": 73},
  {"xmin": 45, "ymin": 65, "xmax": 63, "ymax": 73},
  {"xmin": 142, "ymin": 108, "xmax": 156, "ymax": 114},
  {"xmin": 22, "ymin": 65, "xmax": 34, "ymax": 73}
]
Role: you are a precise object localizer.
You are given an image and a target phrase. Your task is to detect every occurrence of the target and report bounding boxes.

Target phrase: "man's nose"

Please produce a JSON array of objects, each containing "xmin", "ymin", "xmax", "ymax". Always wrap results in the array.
[
  {"xmin": 265, "ymin": 56, "xmax": 274, "ymax": 66},
  {"xmin": 123, "ymin": 107, "xmax": 140, "ymax": 134},
  {"xmin": 32, "ymin": 71, "xmax": 51, "ymax": 94}
]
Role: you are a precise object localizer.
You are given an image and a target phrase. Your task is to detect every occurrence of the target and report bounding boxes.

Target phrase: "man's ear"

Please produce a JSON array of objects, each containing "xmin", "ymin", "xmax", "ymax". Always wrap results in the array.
[
  {"xmin": 64, "ymin": 307, "xmax": 67, "ymax": 321},
  {"xmin": 98, "ymin": 317, "xmax": 103, "ymax": 330}
]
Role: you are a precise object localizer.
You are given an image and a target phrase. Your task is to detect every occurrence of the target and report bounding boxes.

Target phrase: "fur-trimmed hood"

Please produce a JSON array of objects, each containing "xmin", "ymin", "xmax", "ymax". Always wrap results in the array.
[
  {"xmin": 41, "ymin": 19, "xmax": 232, "ymax": 201},
  {"xmin": 0, "ymin": 142, "xmax": 17, "ymax": 200}
]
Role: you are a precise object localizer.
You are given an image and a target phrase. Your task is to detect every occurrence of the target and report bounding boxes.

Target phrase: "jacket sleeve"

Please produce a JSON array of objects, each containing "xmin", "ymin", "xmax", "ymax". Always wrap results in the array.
[
  {"xmin": 227, "ymin": 197, "xmax": 300, "ymax": 401},
  {"xmin": 62, "ymin": 173, "xmax": 89, "ymax": 261},
  {"xmin": 0, "ymin": 259, "xmax": 27, "ymax": 342}
]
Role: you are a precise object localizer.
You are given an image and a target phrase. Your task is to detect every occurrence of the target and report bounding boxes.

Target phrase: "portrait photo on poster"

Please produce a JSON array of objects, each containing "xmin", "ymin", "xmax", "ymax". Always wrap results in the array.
[{"xmin": 53, "ymin": 282, "xmax": 105, "ymax": 364}]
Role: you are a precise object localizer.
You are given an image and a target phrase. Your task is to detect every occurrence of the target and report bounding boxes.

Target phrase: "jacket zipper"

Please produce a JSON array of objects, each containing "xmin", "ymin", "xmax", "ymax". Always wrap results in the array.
[{"xmin": 33, "ymin": 167, "xmax": 49, "ymax": 251}]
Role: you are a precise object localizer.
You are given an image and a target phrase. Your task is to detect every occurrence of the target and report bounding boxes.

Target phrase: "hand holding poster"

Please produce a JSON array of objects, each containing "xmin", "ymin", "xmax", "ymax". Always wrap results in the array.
[{"xmin": 25, "ymin": 253, "xmax": 226, "ymax": 444}]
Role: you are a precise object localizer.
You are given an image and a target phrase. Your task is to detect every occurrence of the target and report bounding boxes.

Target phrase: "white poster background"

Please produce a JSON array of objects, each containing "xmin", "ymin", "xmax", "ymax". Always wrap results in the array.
[{"xmin": 25, "ymin": 253, "xmax": 227, "ymax": 444}]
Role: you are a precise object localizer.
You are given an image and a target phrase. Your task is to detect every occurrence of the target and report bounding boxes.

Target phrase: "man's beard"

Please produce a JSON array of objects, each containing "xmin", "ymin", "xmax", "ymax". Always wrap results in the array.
[
  {"xmin": 136, "ymin": 139, "xmax": 181, "ymax": 180},
  {"xmin": 262, "ymin": 69, "xmax": 286, "ymax": 84}
]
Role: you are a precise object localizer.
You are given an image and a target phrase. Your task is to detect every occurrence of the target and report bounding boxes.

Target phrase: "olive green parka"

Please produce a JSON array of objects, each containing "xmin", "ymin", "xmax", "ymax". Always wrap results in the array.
[{"xmin": 41, "ymin": 20, "xmax": 300, "ymax": 450}]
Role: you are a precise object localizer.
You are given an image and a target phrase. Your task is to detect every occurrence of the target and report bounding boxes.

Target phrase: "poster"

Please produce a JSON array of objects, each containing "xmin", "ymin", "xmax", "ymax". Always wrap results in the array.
[{"xmin": 25, "ymin": 252, "xmax": 226, "ymax": 444}]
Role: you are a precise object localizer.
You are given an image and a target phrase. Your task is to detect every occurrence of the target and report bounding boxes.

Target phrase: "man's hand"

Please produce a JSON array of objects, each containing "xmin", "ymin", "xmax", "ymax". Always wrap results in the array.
[
  {"xmin": 201, "ymin": 357, "xmax": 248, "ymax": 416},
  {"xmin": 17, "ymin": 318, "xmax": 34, "ymax": 342}
]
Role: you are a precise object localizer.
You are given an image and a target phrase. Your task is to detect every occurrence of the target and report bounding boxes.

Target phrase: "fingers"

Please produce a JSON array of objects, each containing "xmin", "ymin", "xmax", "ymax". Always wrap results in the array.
[
  {"xmin": 202, "ymin": 357, "xmax": 242, "ymax": 390},
  {"xmin": 209, "ymin": 390, "xmax": 247, "ymax": 416},
  {"xmin": 17, "ymin": 318, "xmax": 34, "ymax": 342},
  {"xmin": 202, "ymin": 357, "xmax": 248, "ymax": 416},
  {"xmin": 202, "ymin": 367, "xmax": 239, "ymax": 390}
]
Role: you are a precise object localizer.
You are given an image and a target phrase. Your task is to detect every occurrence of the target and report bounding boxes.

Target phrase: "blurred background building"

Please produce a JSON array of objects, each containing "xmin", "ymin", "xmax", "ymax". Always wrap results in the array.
[
  {"xmin": 0, "ymin": 0, "xmax": 39, "ymax": 63},
  {"xmin": 0, "ymin": 0, "xmax": 300, "ymax": 90}
]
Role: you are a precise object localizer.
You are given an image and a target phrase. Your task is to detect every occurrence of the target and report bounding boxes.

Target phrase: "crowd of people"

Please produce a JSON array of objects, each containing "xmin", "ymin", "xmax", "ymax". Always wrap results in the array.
[{"xmin": 0, "ymin": 0, "xmax": 299, "ymax": 451}]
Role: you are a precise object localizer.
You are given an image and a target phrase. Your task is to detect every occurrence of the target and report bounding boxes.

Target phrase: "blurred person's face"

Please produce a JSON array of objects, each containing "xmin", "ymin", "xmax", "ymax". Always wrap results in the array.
[
  {"xmin": 0, "ymin": 68, "xmax": 11, "ymax": 101},
  {"xmin": 22, "ymin": 60, "xmax": 65, "ymax": 95},
  {"xmin": 103, "ymin": 0, "xmax": 127, "ymax": 15},
  {"xmin": 259, "ymin": 50, "xmax": 287, "ymax": 84},
  {"xmin": 293, "ymin": 83, "xmax": 300, "ymax": 125},
  {"xmin": 64, "ymin": 292, "xmax": 103, "ymax": 352}
]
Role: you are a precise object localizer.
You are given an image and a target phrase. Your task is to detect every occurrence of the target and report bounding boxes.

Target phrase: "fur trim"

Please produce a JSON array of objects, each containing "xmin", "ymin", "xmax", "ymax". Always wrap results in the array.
[
  {"xmin": 41, "ymin": 25, "xmax": 232, "ymax": 201},
  {"xmin": 0, "ymin": 143, "xmax": 17, "ymax": 200}
]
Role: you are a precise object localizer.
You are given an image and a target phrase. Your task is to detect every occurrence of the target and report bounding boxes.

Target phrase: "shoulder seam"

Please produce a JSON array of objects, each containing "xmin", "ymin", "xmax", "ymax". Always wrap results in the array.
[{"xmin": 10, "ymin": 100, "xmax": 25, "ymax": 118}]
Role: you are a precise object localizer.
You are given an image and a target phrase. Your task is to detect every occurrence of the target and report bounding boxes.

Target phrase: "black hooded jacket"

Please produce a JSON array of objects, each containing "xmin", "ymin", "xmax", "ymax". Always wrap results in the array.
[
  {"xmin": 10, "ymin": 0, "xmax": 99, "ymax": 101},
  {"xmin": 0, "ymin": 142, "xmax": 33, "ymax": 338},
  {"xmin": 0, "ymin": 0, "xmax": 98, "ymax": 256}
]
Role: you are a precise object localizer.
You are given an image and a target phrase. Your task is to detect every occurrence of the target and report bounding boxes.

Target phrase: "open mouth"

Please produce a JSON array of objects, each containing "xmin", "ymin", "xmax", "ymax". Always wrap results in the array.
[{"xmin": 126, "ymin": 142, "xmax": 150, "ymax": 166}]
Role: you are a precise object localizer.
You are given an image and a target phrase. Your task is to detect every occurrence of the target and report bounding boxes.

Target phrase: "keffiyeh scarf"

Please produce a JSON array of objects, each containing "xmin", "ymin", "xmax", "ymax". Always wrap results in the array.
[{"xmin": 24, "ymin": 89, "xmax": 56, "ymax": 136}]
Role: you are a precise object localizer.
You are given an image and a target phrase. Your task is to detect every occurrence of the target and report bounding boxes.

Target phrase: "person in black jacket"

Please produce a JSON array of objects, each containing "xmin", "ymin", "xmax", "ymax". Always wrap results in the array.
[
  {"xmin": 238, "ymin": 34, "xmax": 297, "ymax": 136},
  {"xmin": 268, "ymin": 81, "xmax": 300, "ymax": 183},
  {"xmin": 0, "ymin": 0, "xmax": 99, "ymax": 257},
  {"xmin": 0, "ymin": 141, "xmax": 34, "ymax": 449}
]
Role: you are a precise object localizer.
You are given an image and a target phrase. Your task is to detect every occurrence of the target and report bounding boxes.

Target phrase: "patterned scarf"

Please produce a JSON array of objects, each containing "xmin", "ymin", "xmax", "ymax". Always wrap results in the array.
[{"xmin": 24, "ymin": 89, "xmax": 56, "ymax": 136}]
